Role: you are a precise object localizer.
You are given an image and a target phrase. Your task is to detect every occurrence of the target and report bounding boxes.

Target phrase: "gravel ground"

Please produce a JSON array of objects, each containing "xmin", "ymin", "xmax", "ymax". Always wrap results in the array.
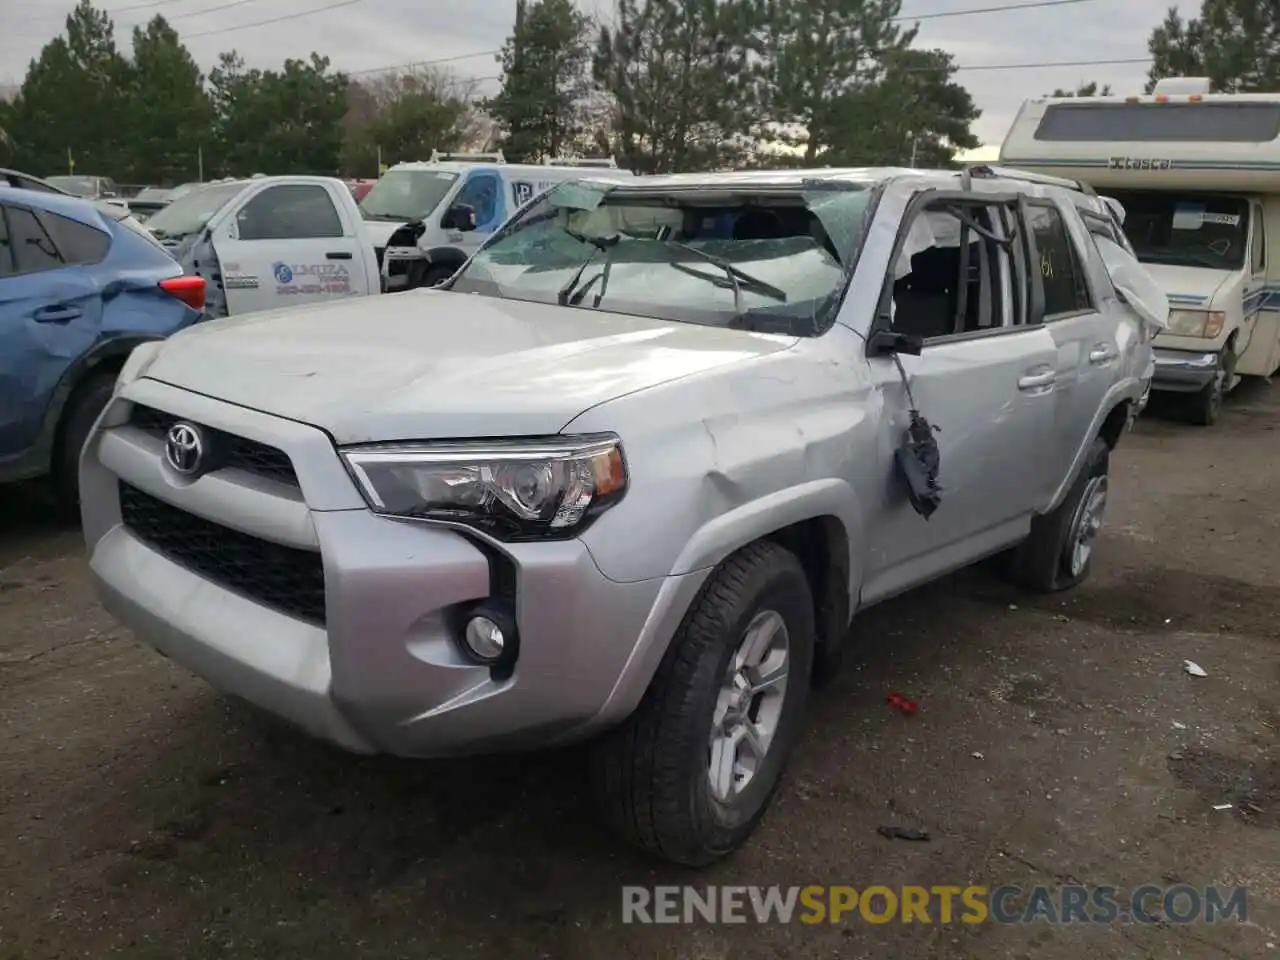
[{"xmin": 1, "ymin": 385, "xmax": 1277, "ymax": 960}]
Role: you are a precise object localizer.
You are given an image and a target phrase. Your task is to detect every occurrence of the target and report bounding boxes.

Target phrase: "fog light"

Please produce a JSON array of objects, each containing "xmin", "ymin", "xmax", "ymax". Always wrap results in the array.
[{"xmin": 464, "ymin": 615, "xmax": 505, "ymax": 661}]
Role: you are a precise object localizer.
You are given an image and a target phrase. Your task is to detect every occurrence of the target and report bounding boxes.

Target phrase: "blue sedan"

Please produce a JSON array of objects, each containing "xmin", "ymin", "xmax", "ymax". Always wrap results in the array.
[{"xmin": 0, "ymin": 186, "xmax": 207, "ymax": 507}]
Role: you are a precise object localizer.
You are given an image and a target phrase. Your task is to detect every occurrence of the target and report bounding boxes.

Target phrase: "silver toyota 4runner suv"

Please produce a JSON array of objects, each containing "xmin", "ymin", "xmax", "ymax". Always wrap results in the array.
[{"xmin": 81, "ymin": 166, "xmax": 1159, "ymax": 865}]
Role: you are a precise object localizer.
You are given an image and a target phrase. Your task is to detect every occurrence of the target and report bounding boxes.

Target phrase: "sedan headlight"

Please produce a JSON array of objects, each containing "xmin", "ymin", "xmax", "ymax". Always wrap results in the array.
[
  {"xmin": 1167, "ymin": 309, "xmax": 1225, "ymax": 339},
  {"xmin": 341, "ymin": 435, "xmax": 628, "ymax": 540}
]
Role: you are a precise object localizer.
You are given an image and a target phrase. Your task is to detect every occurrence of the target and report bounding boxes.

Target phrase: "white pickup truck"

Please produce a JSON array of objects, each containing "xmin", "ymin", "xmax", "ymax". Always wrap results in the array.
[{"xmin": 141, "ymin": 175, "xmax": 382, "ymax": 318}]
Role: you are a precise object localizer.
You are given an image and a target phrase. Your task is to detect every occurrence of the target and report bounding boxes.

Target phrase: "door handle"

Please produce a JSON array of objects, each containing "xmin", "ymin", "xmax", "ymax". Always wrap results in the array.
[
  {"xmin": 325, "ymin": 251, "xmax": 353, "ymax": 260},
  {"xmin": 1017, "ymin": 369, "xmax": 1056, "ymax": 391},
  {"xmin": 1089, "ymin": 343, "xmax": 1117, "ymax": 364},
  {"xmin": 32, "ymin": 304, "xmax": 82, "ymax": 323}
]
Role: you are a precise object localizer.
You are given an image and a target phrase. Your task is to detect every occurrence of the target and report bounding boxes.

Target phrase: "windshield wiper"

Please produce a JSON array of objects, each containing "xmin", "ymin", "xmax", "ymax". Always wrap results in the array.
[
  {"xmin": 660, "ymin": 240, "xmax": 787, "ymax": 312},
  {"xmin": 557, "ymin": 231, "xmax": 620, "ymax": 305}
]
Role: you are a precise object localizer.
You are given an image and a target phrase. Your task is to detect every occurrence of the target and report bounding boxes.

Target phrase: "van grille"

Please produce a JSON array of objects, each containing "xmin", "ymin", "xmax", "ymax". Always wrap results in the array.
[{"xmin": 119, "ymin": 482, "xmax": 326, "ymax": 626}]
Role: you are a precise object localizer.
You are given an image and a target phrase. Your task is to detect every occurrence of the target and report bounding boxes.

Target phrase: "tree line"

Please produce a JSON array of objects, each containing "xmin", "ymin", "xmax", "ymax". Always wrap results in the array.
[{"xmin": 0, "ymin": 0, "xmax": 1277, "ymax": 185}]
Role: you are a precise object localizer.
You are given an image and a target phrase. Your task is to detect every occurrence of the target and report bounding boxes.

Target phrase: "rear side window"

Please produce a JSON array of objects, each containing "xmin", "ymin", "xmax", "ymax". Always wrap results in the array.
[
  {"xmin": 5, "ymin": 204, "xmax": 64, "ymax": 274},
  {"xmin": 1026, "ymin": 203, "xmax": 1092, "ymax": 318},
  {"xmin": 39, "ymin": 210, "xmax": 110, "ymax": 265},
  {"xmin": 236, "ymin": 184, "xmax": 344, "ymax": 240}
]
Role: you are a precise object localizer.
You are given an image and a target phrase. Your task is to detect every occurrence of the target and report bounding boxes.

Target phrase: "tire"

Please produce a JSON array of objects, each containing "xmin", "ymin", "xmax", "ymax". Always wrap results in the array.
[
  {"xmin": 591, "ymin": 541, "xmax": 815, "ymax": 866},
  {"xmin": 1009, "ymin": 437, "xmax": 1110, "ymax": 594},
  {"xmin": 1185, "ymin": 348, "xmax": 1232, "ymax": 426},
  {"xmin": 51, "ymin": 370, "xmax": 116, "ymax": 512},
  {"xmin": 422, "ymin": 266, "xmax": 455, "ymax": 288}
]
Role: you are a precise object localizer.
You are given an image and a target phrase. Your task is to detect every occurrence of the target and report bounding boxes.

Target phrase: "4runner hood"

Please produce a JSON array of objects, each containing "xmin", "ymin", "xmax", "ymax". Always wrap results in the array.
[
  {"xmin": 144, "ymin": 290, "xmax": 794, "ymax": 443},
  {"xmin": 1139, "ymin": 262, "xmax": 1233, "ymax": 306}
]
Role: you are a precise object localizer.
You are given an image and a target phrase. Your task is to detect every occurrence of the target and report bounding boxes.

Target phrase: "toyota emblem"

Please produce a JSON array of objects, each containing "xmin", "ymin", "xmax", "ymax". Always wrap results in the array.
[{"xmin": 164, "ymin": 422, "xmax": 205, "ymax": 476}]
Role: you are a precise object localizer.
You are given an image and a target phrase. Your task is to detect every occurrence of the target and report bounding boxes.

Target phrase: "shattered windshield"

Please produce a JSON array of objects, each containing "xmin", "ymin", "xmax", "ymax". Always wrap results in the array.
[{"xmin": 448, "ymin": 178, "xmax": 875, "ymax": 336}]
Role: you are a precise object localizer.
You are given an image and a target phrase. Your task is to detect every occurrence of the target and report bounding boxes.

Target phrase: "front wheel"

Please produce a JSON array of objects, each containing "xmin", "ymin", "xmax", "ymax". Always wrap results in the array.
[
  {"xmin": 1009, "ymin": 437, "xmax": 1110, "ymax": 593},
  {"xmin": 591, "ymin": 541, "xmax": 815, "ymax": 866},
  {"xmin": 1186, "ymin": 347, "xmax": 1233, "ymax": 426}
]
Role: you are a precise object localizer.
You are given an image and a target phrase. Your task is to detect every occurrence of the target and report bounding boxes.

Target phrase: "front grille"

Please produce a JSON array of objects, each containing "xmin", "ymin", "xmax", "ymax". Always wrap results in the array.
[
  {"xmin": 129, "ymin": 404, "xmax": 298, "ymax": 487},
  {"xmin": 119, "ymin": 482, "xmax": 326, "ymax": 625}
]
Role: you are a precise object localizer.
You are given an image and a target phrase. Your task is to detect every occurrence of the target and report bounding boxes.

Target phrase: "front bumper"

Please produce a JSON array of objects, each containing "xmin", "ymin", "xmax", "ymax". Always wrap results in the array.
[
  {"xmin": 81, "ymin": 379, "xmax": 702, "ymax": 758},
  {"xmin": 1151, "ymin": 347, "xmax": 1219, "ymax": 393}
]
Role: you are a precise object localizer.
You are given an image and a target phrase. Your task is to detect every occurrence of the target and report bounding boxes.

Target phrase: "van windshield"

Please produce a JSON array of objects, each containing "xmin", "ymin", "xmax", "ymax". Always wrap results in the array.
[
  {"xmin": 143, "ymin": 182, "xmax": 245, "ymax": 239},
  {"xmin": 448, "ymin": 178, "xmax": 876, "ymax": 337},
  {"xmin": 1108, "ymin": 190, "xmax": 1249, "ymax": 271},
  {"xmin": 360, "ymin": 169, "xmax": 458, "ymax": 222}
]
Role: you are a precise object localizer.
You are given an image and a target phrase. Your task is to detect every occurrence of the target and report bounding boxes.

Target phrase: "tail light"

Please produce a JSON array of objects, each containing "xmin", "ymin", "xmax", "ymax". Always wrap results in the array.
[{"xmin": 159, "ymin": 275, "xmax": 206, "ymax": 311}]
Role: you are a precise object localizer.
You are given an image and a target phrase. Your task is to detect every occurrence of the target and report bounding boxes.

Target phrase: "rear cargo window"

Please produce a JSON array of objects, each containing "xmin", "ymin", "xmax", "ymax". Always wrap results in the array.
[{"xmin": 1034, "ymin": 102, "xmax": 1280, "ymax": 142}]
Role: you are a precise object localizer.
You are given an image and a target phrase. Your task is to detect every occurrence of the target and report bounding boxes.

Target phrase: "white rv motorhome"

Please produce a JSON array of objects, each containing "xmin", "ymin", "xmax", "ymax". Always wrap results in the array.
[{"xmin": 999, "ymin": 77, "xmax": 1280, "ymax": 424}]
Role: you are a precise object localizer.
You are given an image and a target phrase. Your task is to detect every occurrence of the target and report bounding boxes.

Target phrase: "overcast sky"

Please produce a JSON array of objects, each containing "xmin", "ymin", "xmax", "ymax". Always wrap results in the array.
[{"xmin": 3, "ymin": 0, "xmax": 1178, "ymax": 146}]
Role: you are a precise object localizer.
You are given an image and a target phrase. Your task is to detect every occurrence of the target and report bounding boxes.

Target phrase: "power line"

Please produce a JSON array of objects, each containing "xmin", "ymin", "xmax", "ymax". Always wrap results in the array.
[
  {"xmin": 183, "ymin": 0, "xmax": 363, "ymax": 38},
  {"xmin": 30, "ymin": 0, "xmax": 182, "ymax": 23},
  {"xmin": 348, "ymin": 50, "xmax": 502, "ymax": 77},
  {"xmin": 899, "ymin": 0, "xmax": 1095, "ymax": 21},
  {"xmin": 18, "ymin": 0, "xmax": 260, "ymax": 36},
  {"xmin": 952, "ymin": 56, "xmax": 1151, "ymax": 71}
]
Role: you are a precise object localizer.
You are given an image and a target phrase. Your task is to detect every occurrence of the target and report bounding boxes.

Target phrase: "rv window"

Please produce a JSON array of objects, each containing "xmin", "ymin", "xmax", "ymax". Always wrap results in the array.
[
  {"xmin": 1034, "ymin": 102, "xmax": 1280, "ymax": 143},
  {"xmin": 1252, "ymin": 204, "xmax": 1266, "ymax": 273}
]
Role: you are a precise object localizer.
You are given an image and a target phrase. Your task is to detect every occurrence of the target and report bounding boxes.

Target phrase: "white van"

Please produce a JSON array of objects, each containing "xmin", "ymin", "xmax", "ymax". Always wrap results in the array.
[
  {"xmin": 999, "ymin": 77, "xmax": 1280, "ymax": 424},
  {"xmin": 358, "ymin": 152, "xmax": 635, "ymax": 291}
]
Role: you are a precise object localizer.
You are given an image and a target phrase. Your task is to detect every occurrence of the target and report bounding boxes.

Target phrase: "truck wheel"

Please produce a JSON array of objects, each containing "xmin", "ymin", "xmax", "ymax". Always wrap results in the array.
[
  {"xmin": 591, "ymin": 541, "xmax": 815, "ymax": 865},
  {"xmin": 1186, "ymin": 348, "xmax": 1232, "ymax": 426},
  {"xmin": 52, "ymin": 370, "xmax": 115, "ymax": 512},
  {"xmin": 1009, "ymin": 437, "xmax": 1109, "ymax": 594},
  {"xmin": 422, "ymin": 266, "xmax": 455, "ymax": 287}
]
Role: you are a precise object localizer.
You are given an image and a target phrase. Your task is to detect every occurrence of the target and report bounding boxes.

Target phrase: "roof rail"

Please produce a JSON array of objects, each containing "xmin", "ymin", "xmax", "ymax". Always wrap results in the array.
[
  {"xmin": 543, "ymin": 156, "xmax": 618, "ymax": 168},
  {"xmin": 964, "ymin": 163, "xmax": 1095, "ymax": 195},
  {"xmin": 428, "ymin": 150, "xmax": 506, "ymax": 164}
]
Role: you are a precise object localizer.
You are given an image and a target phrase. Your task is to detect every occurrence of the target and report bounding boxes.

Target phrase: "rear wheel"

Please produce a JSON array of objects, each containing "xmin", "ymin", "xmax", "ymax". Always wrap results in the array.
[
  {"xmin": 591, "ymin": 541, "xmax": 815, "ymax": 865},
  {"xmin": 52, "ymin": 370, "xmax": 116, "ymax": 512},
  {"xmin": 1009, "ymin": 437, "xmax": 1110, "ymax": 593}
]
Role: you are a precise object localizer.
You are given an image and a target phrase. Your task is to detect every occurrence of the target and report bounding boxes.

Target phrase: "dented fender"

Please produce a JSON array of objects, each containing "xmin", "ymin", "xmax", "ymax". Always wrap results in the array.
[{"xmin": 667, "ymin": 477, "xmax": 864, "ymax": 600}]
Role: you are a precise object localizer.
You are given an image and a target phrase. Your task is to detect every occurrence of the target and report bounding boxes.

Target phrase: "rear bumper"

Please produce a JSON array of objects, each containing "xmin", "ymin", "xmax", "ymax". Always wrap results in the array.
[{"xmin": 1151, "ymin": 348, "xmax": 1218, "ymax": 393}]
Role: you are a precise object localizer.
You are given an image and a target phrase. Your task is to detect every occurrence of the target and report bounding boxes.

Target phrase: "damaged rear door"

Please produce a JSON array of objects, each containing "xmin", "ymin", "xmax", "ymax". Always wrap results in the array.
[{"xmin": 859, "ymin": 192, "xmax": 1058, "ymax": 603}]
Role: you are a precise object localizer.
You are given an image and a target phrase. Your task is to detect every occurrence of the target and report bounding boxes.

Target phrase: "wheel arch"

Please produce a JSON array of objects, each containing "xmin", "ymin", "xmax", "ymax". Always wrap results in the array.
[
  {"xmin": 20, "ymin": 335, "xmax": 160, "ymax": 481},
  {"xmin": 593, "ymin": 480, "xmax": 864, "ymax": 726}
]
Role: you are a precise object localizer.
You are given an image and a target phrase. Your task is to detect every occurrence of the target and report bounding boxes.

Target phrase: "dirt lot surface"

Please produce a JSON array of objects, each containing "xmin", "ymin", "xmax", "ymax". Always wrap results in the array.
[{"xmin": 1, "ymin": 387, "xmax": 1277, "ymax": 960}]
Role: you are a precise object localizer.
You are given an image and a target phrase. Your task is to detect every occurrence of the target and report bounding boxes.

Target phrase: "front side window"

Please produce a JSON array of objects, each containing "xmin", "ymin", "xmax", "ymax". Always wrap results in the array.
[
  {"xmin": 1252, "ymin": 203, "xmax": 1266, "ymax": 273},
  {"xmin": 1026, "ymin": 203, "xmax": 1092, "ymax": 317},
  {"xmin": 1107, "ymin": 190, "xmax": 1248, "ymax": 271},
  {"xmin": 448, "ymin": 178, "xmax": 877, "ymax": 337},
  {"xmin": 453, "ymin": 172, "xmax": 500, "ymax": 229},
  {"xmin": 236, "ymin": 185, "xmax": 343, "ymax": 241}
]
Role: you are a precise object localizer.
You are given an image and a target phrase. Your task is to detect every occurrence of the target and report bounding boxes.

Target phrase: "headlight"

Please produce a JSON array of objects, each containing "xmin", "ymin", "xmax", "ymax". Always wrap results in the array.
[
  {"xmin": 341, "ymin": 435, "xmax": 627, "ymax": 540},
  {"xmin": 1167, "ymin": 310, "xmax": 1225, "ymax": 338},
  {"xmin": 115, "ymin": 340, "xmax": 163, "ymax": 390}
]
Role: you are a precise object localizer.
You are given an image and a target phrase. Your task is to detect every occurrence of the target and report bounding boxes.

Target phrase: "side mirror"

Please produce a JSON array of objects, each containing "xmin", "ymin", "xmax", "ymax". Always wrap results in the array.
[
  {"xmin": 441, "ymin": 203, "xmax": 476, "ymax": 232},
  {"xmin": 868, "ymin": 328, "xmax": 923, "ymax": 357}
]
